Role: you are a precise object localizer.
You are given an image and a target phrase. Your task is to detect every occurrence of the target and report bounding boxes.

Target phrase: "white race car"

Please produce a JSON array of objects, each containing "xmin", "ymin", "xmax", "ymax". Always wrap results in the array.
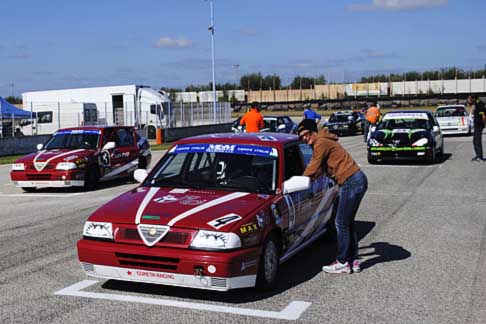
[{"xmin": 434, "ymin": 105, "xmax": 472, "ymax": 135}]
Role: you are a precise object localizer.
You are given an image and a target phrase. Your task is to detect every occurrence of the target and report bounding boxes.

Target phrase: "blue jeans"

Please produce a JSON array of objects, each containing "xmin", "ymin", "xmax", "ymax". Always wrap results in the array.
[{"xmin": 335, "ymin": 170, "xmax": 368, "ymax": 264}]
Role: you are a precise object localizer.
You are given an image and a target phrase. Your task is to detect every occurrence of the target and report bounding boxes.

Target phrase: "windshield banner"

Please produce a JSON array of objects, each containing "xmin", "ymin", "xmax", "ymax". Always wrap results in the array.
[
  {"xmin": 170, "ymin": 144, "xmax": 278, "ymax": 158},
  {"xmin": 383, "ymin": 112, "xmax": 429, "ymax": 120},
  {"xmin": 54, "ymin": 130, "xmax": 101, "ymax": 135}
]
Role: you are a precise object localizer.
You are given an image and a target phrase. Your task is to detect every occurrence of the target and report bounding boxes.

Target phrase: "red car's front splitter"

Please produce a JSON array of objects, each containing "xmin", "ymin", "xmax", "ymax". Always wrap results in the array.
[{"xmin": 77, "ymin": 239, "xmax": 261, "ymax": 291}]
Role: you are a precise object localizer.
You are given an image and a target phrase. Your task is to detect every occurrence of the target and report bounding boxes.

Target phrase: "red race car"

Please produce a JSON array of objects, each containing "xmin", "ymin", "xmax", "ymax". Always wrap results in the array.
[
  {"xmin": 77, "ymin": 133, "xmax": 338, "ymax": 291},
  {"xmin": 10, "ymin": 126, "xmax": 151, "ymax": 191}
]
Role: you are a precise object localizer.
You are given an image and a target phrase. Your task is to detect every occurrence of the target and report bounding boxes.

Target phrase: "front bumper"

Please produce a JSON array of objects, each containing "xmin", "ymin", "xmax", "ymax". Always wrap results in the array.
[
  {"xmin": 368, "ymin": 146, "xmax": 433, "ymax": 160},
  {"xmin": 11, "ymin": 169, "xmax": 85, "ymax": 188},
  {"xmin": 77, "ymin": 239, "xmax": 261, "ymax": 291}
]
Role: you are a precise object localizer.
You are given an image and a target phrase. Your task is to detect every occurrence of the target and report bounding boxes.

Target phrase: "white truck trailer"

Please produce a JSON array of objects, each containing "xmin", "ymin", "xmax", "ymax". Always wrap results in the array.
[{"xmin": 22, "ymin": 85, "xmax": 171, "ymax": 138}]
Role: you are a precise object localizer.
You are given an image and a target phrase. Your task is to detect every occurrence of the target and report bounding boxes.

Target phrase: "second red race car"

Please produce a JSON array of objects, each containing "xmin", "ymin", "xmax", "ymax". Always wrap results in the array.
[
  {"xmin": 10, "ymin": 126, "xmax": 151, "ymax": 191},
  {"xmin": 77, "ymin": 133, "xmax": 338, "ymax": 291}
]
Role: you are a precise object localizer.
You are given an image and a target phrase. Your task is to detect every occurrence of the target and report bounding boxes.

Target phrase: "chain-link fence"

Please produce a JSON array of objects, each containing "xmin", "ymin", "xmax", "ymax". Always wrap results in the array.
[{"xmin": 5, "ymin": 101, "xmax": 231, "ymax": 137}]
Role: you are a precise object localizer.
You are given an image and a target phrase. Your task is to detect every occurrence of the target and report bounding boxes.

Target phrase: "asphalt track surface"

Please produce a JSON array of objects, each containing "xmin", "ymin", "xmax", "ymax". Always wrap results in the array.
[{"xmin": 1, "ymin": 135, "xmax": 486, "ymax": 324}]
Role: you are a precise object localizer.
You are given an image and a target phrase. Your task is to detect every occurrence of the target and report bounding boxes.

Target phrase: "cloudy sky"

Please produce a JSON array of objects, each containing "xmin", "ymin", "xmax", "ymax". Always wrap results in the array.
[{"xmin": 1, "ymin": 0, "xmax": 485, "ymax": 96}]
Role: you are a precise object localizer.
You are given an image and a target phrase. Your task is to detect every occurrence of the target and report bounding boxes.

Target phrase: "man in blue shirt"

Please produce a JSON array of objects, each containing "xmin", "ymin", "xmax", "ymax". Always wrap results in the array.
[{"xmin": 304, "ymin": 105, "xmax": 321, "ymax": 124}]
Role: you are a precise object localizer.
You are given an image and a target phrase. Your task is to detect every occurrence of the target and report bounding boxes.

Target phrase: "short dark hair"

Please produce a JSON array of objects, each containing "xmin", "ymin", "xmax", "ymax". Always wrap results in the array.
[
  {"xmin": 251, "ymin": 102, "xmax": 259, "ymax": 109},
  {"xmin": 297, "ymin": 119, "xmax": 318, "ymax": 134}
]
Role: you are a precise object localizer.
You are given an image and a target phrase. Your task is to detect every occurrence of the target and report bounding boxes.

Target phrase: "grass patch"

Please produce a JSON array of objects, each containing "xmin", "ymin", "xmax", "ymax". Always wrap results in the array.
[{"xmin": 0, "ymin": 155, "xmax": 24, "ymax": 165}]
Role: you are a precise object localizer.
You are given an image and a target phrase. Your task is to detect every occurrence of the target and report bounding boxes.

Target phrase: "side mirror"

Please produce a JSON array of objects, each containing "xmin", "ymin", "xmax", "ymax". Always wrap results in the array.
[
  {"xmin": 277, "ymin": 124, "xmax": 286, "ymax": 130},
  {"xmin": 102, "ymin": 141, "xmax": 116, "ymax": 151},
  {"xmin": 283, "ymin": 176, "xmax": 310, "ymax": 194},
  {"xmin": 433, "ymin": 126, "xmax": 440, "ymax": 132},
  {"xmin": 134, "ymin": 169, "xmax": 148, "ymax": 183},
  {"xmin": 36, "ymin": 144, "xmax": 43, "ymax": 151}
]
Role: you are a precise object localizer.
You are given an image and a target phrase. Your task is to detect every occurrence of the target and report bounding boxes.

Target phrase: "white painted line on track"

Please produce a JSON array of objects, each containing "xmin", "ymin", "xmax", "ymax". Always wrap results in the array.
[
  {"xmin": 0, "ymin": 193, "xmax": 84, "ymax": 198},
  {"xmin": 55, "ymin": 280, "xmax": 311, "ymax": 321}
]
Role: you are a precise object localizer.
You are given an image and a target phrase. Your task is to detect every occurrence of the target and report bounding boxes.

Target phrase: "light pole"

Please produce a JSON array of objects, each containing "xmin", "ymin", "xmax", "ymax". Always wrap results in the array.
[
  {"xmin": 208, "ymin": 0, "xmax": 217, "ymax": 123},
  {"xmin": 233, "ymin": 64, "xmax": 240, "ymax": 85}
]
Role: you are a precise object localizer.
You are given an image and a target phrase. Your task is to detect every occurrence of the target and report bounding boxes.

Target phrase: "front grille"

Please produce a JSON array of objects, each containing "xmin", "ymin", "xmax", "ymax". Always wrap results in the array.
[
  {"xmin": 210, "ymin": 278, "xmax": 227, "ymax": 288},
  {"xmin": 27, "ymin": 164, "xmax": 54, "ymax": 170},
  {"xmin": 117, "ymin": 228, "xmax": 191, "ymax": 246},
  {"xmin": 115, "ymin": 252, "xmax": 179, "ymax": 271},
  {"xmin": 26, "ymin": 174, "xmax": 51, "ymax": 180}
]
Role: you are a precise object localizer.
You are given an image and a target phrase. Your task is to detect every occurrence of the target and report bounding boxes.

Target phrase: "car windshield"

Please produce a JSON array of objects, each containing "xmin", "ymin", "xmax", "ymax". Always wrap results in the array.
[
  {"xmin": 329, "ymin": 114, "xmax": 350, "ymax": 122},
  {"xmin": 377, "ymin": 117, "xmax": 431, "ymax": 130},
  {"xmin": 435, "ymin": 107, "xmax": 467, "ymax": 117},
  {"xmin": 146, "ymin": 143, "xmax": 279, "ymax": 194},
  {"xmin": 44, "ymin": 130, "xmax": 100, "ymax": 150}
]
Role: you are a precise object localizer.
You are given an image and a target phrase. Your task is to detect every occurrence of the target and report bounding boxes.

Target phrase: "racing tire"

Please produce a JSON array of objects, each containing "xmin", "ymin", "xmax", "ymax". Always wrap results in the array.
[
  {"xmin": 147, "ymin": 126, "xmax": 156, "ymax": 140},
  {"xmin": 84, "ymin": 166, "xmax": 100, "ymax": 191},
  {"xmin": 427, "ymin": 149, "xmax": 436, "ymax": 165},
  {"xmin": 256, "ymin": 234, "xmax": 280, "ymax": 291},
  {"xmin": 367, "ymin": 153, "xmax": 378, "ymax": 165},
  {"xmin": 21, "ymin": 187, "xmax": 36, "ymax": 193},
  {"xmin": 438, "ymin": 140, "xmax": 444, "ymax": 156}
]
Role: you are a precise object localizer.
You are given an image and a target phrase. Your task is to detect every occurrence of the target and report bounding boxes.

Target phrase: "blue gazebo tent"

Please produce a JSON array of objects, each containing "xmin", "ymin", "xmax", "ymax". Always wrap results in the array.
[
  {"xmin": 0, "ymin": 97, "xmax": 36, "ymax": 137},
  {"xmin": 0, "ymin": 97, "xmax": 36, "ymax": 119}
]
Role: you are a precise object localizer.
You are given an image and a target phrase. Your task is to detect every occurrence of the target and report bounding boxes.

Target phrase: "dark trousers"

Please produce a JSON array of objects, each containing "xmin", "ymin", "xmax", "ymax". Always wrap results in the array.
[
  {"xmin": 335, "ymin": 170, "xmax": 368, "ymax": 264},
  {"xmin": 363, "ymin": 121, "xmax": 370, "ymax": 141},
  {"xmin": 473, "ymin": 126, "xmax": 484, "ymax": 159}
]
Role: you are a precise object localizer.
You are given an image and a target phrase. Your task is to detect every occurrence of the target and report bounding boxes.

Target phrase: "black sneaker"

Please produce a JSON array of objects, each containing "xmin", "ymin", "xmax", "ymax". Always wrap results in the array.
[{"xmin": 472, "ymin": 157, "xmax": 481, "ymax": 162}]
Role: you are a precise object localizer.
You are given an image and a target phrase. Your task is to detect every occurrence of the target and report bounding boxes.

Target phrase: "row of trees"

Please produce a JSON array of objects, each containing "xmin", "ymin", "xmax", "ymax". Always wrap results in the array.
[{"xmin": 360, "ymin": 67, "xmax": 486, "ymax": 83}]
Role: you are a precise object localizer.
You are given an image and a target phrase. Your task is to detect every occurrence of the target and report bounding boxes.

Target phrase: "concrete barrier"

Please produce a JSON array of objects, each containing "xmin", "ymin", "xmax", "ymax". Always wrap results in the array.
[
  {"xmin": 162, "ymin": 123, "xmax": 233, "ymax": 143},
  {"xmin": 0, "ymin": 135, "xmax": 51, "ymax": 157}
]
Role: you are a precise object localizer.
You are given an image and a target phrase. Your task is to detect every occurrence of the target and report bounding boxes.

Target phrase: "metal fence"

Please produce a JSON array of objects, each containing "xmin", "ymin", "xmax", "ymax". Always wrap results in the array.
[{"xmin": 4, "ymin": 101, "xmax": 231, "ymax": 137}]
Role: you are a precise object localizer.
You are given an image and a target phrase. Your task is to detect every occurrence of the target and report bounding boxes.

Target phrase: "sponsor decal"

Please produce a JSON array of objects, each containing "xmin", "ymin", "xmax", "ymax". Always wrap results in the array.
[
  {"xmin": 54, "ymin": 129, "xmax": 101, "ymax": 135},
  {"xmin": 153, "ymin": 195, "xmax": 179, "ymax": 203},
  {"xmin": 170, "ymin": 188, "xmax": 190, "ymax": 194},
  {"xmin": 142, "ymin": 215, "xmax": 160, "ymax": 220},
  {"xmin": 241, "ymin": 259, "xmax": 258, "ymax": 272},
  {"xmin": 171, "ymin": 144, "xmax": 278, "ymax": 158},
  {"xmin": 179, "ymin": 196, "xmax": 207, "ymax": 206},
  {"xmin": 257, "ymin": 135, "xmax": 277, "ymax": 141},
  {"xmin": 256, "ymin": 211, "xmax": 266, "ymax": 228},
  {"xmin": 271, "ymin": 204, "xmax": 282, "ymax": 225},
  {"xmin": 64, "ymin": 155, "xmax": 79, "ymax": 161},
  {"xmin": 240, "ymin": 223, "xmax": 259, "ymax": 235},
  {"xmin": 128, "ymin": 270, "xmax": 175, "ymax": 280},
  {"xmin": 370, "ymin": 147, "xmax": 427, "ymax": 151},
  {"xmin": 113, "ymin": 151, "xmax": 130, "ymax": 159},
  {"xmin": 207, "ymin": 213, "xmax": 242, "ymax": 229},
  {"xmin": 383, "ymin": 112, "xmax": 429, "ymax": 120}
]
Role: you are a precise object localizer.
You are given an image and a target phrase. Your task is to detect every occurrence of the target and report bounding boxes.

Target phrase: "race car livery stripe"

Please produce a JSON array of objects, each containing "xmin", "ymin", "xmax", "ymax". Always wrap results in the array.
[
  {"xmin": 168, "ymin": 192, "xmax": 250, "ymax": 226},
  {"xmin": 135, "ymin": 187, "xmax": 160, "ymax": 225},
  {"xmin": 171, "ymin": 144, "xmax": 278, "ymax": 158},
  {"xmin": 54, "ymin": 129, "xmax": 101, "ymax": 135},
  {"xmin": 100, "ymin": 159, "xmax": 138, "ymax": 180},
  {"xmin": 33, "ymin": 149, "xmax": 85, "ymax": 172},
  {"xmin": 370, "ymin": 147, "xmax": 427, "ymax": 151}
]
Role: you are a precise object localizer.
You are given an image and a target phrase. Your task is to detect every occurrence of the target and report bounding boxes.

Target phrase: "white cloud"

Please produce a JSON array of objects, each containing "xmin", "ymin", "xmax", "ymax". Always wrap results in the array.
[
  {"xmin": 155, "ymin": 37, "xmax": 193, "ymax": 48},
  {"xmin": 348, "ymin": 0, "xmax": 448, "ymax": 11}
]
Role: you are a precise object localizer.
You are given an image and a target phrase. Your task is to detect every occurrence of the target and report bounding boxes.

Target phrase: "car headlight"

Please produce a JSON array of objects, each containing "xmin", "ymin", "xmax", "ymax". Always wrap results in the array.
[
  {"xmin": 11, "ymin": 163, "xmax": 25, "ymax": 171},
  {"xmin": 56, "ymin": 162, "xmax": 77, "ymax": 170},
  {"xmin": 190, "ymin": 230, "xmax": 241, "ymax": 250},
  {"xmin": 412, "ymin": 138, "xmax": 428, "ymax": 147},
  {"xmin": 83, "ymin": 221, "xmax": 113, "ymax": 240},
  {"xmin": 368, "ymin": 138, "xmax": 381, "ymax": 147}
]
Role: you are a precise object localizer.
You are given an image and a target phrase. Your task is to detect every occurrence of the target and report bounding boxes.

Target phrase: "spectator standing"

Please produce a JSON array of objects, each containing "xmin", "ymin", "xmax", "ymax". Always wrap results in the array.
[
  {"xmin": 14, "ymin": 127, "xmax": 24, "ymax": 137},
  {"xmin": 297, "ymin": 119, "xmax": 368, "ymax": 274},
  {"xmin": 468, "ymin": 95, "xmax": 486, "ymax": 161},
  {"xmin": 240, "ymin": 102, "xmax": 264, "ymax": 133},
  {"xmin": 304, "ymin": 105, "xmax": 322, "ymax": 124},
  {"xmin": 364, "ymin": 102, "xmax": 381, "ymax": 142}
]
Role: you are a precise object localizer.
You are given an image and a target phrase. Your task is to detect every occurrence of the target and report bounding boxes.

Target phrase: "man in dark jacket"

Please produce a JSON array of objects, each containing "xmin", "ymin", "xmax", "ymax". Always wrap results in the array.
[
  {"xmin": 298, "ymin": 119, "xmax": 368, "ymax": 274},
  {"xmin": 468, "ymin": 96, "xmax": 486, "ymax": 161}
]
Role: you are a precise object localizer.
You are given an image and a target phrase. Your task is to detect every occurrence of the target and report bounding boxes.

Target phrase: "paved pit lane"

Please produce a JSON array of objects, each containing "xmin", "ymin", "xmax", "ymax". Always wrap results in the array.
[{"xmin": 1, "ymin": 136, "xmax": 485, "ymax": 324}]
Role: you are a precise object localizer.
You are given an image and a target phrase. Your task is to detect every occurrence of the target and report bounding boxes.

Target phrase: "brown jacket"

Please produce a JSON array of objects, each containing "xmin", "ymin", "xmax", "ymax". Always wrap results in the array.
[{"xmin": 303, "ymin": 129, "xmax": 360, "ymax": 185}]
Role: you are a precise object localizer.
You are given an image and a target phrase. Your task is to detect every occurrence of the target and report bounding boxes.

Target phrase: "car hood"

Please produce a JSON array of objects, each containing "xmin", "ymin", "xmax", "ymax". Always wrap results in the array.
[
  {"xmin": 89, "ymin": 187, "xmax": 270, "ymax": 231},
  {"xmin": 16, "ymin": 149, "xmax": 95, "ymax": 171},
  {"xmin": 371, "ymin": 128, "xmax": 430, "ymax": 146}
]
